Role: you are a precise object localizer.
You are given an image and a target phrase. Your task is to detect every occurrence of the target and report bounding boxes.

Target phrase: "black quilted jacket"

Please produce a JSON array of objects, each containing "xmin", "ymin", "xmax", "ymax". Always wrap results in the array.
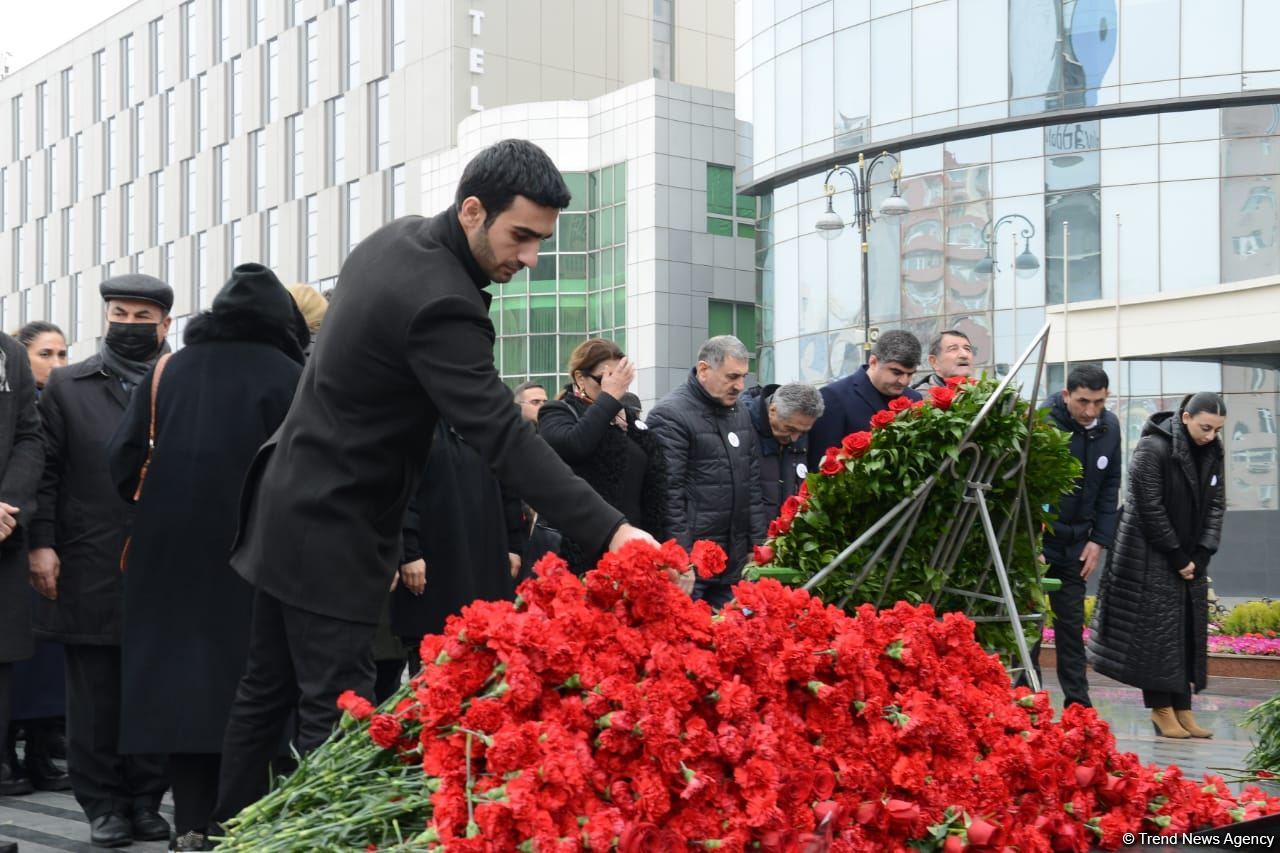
[
  {"xmin": 646, "ymin": 369, "xmax": 766, "ymax": 581},
  {"xmin": 1088, "ymin": 412, "xmax": 1225, "ymax": 694}
]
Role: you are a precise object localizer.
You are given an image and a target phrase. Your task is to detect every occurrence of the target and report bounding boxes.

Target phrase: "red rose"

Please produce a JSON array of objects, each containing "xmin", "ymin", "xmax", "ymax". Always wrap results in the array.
[
  {"xmin": 886, "ymin": 798, "xmax": 920, "ymax": 824},
  {"xmin": 840, "ymin": 431, "xmax": 873, "ymax": 459},
  {"xmin": 819, "ymin": 447, "xmax": 843, "ymax": 477},
  {"xmin": 911, "ymin": 398, "xmax": 928, "ymax": 408},
  {"xmin": 779, "ymin": 494, "xmax": 803, "ymax": 522},
  {"xmin": 870, "ymin": 409, "xmax": 897, "ymax": 429},
  {"xmin": 1075, "ymin": 765, "xmax": 1096, "ymax": 788},
  {"xmin": 854, "ymin": 801, "xmax": 879, "ymax": 825},
  {"xmin": 760, "ymin": 830, "xmax": 800, "ymax": 853},
  {"xmin": 942, "ymin": 837, "xmax": 965, "ymax": 853},
  {"xmin": 367, "ymin": 713, "xmax": 403, "ymax": 749},
  {"xmin": 619, "ymin": 823, "xmax": 665, "ymax": 853},
  {"xmin": 336, "ymin": 690, "xmax": 375, "ymax": 721},
  {"xmin": 753, "ymin": 544, "xmax": 774, "ymax": 565},
  {"xmin": 813, "ymin": 799, "xmax": 841, "ymax": 825},
  {"xmin": 930, "ymin": 385, "xmax": 956, "ymax": 410},
  {"xmin": 888, "ymin": 396, "xmax": 913, "ymax": 412},
  {"xmin": 945, "ymin": 375, "xmax": 968, "ymax": 388},
  {"xmin": 767, "ymin": 518, "xmax": 788, "ymax": 538},
  {"xmin": 966, "ymin": 817, "xmax": 998, "ymax": 846},
  {"xmin": 690, "ymin": 540, "xmax": 727, "ymax": 579},
  {"xmin": 812, "ymin": 766, "xmax": 836, "ymax": 800}
]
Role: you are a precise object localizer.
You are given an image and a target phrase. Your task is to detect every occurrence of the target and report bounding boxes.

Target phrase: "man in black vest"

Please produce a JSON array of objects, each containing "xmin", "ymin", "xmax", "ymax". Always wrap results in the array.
[
  {"xmin": 1028, "ymin": 364, "xmax": 1122, "ymax": 709},
  {"xmin": 213, "ymin": 140, "xmax": 656, "ymax": 828},
  {"xmin": 30, "ymin": 275, "xmax": 174, "ymax": 847}
]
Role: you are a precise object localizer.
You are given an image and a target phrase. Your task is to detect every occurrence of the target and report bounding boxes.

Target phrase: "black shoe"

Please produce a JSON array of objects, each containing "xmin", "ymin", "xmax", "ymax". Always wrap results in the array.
[
  {"xmin": 25, "ymin": 752, "xmax": 71, "ymax": 792},
  {"xmin": 90, "ymin": 813, "xmax": 133, "ymax": 847},
  {"xmin": 0, "ymin": 760, "xmax": 33, "ymax": 796},
  {"xmin": 131, "ymin": 807, "xmax": 170, "ymax": 841}
]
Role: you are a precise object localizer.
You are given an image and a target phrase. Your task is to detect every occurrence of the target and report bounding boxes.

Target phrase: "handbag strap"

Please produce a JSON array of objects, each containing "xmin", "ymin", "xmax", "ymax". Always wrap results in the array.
[{"xmin": 131, "ymin": 353, "xmax": 173, "ymax": 502}]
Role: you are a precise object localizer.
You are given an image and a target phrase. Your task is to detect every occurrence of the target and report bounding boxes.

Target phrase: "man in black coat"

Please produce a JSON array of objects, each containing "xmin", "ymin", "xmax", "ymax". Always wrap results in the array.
[
  {"xmin": 1028, "ymin": 364, "xmax": 1122, "ymax": 709},
  {"xmin": 213, "ymin": 139, "xmax": 657, "ymax": 829},
  {"xmin": 806, "ymin": 330, "xmax": 924, "ymax": 470},
  {"xmin": 0, "ymin": 333, "xmax": 45, "ymax": 809},
  {"xmin": 29, "ymin": 275, "xmax": 175, "ymax": 847},
  {"xmin": 743, "ymin": 382, "xmax": 824, "ymax": 524},
  {"xmin": 647, "ymin": 335, "xmax": 766, "ymax": 608}
]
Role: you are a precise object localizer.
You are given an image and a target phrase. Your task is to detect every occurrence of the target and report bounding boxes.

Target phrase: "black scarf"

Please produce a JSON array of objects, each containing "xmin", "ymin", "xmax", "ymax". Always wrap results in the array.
[{"xmin": 99, "ymin": 338, "xmax": 171, "ymax": 390}]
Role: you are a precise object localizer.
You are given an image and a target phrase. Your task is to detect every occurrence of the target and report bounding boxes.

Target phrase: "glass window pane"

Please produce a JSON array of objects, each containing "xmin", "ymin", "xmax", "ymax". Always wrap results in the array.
[
  {"xmin": 957, "ymin": 0, "xmax": 1007, "ymax": 109},
  {"xmin": 870, "ymin": 12, "xmax": 910, "ymax": 125},
  {"xmin": 502, "ymin": 336, "xmax": 527, "ymax": 374},
  {"xmin": 1159, "ymin": 179, "xmax": 1219, "ymax": 293},
  {"xmin": 530, "ymin": 254, "xmax": 557, "ymax": 282},
  {"xmin": 588, "ymin": 171, "xmax": 600, "ymax": 209},
  {"xmin": 530, "ymin": 295, "xmax": 557, "ymax": 333},
  {"xmin": 1045, "ymin": 189, "xmax": 1102, "ymax": 303},
  {"xmin": 1181, "ymin": 0, "xmax": 1241, "ymax": 79},
  {"xmin": 738, "ymin": 222, "xmax": 755, "ymax": 239},
  {"xmin": 1221, "ymin": 175, "xmax": 1280, "ymax": 283},
  {"xmin": 502, "ymin": 296, "xmax": 527, "ymax": 334},
  {"xmin": 612, "ymin": 287, "xmax": 626, "ymax": 328},
  {"xmin": 737, "ymin": 303, "xmax": 757, "ymax": 350},
  {"xmin": 1119, "ymin": 0, "xmax": 1179, "ymax": 85},
  {"xmin": 600, "ymin": 165, "xmax": 615, "ymax": 206},
  {"xmin": 614, "ymin": 162, "xmax": 626, "ymax": 200},
  {"xmin": 834, "ymin": 23, "xmax": 870, "ymax": 147},
  {"xmin": 736, "ymin": 194, "xmax": 757, "ymax": 219},
  {"xmin": 911, "ymin": 0, "xmax": 957, "ymax": 117},
  {"xmin": 559, "ymin": 294, "xmax": 587, "ymax": 332},
  {"xmin": 613, "ymin": 204, "xmax": 625, "ymax": 244},
  {"xmin": 707, "ymin": 165, "xmax": 734, "ymax": 215},
  {"xmin": 707, "ymin": 216, "xmax": 733, "ymax": 236},
  {"xmin": 612, "ymin": 246, "xmax": 625, "ymax": 285},
  {"xmin": 709, "ymin": 300, "xmax": 734, "ymax": 337},
  {"xmin": 563, "ymin": 172, "xmax": 587, "ymax": 211},
  {"xmin": 802, "ymin": 36, "xmax": 834, "ymax": 147},
  {"xmin": 559, "ymin": 213, "xmax": 587, "ymax": 251},
  {"xmin": 560, "ymin": 253, "xmax": 588, "ymax": 292}
]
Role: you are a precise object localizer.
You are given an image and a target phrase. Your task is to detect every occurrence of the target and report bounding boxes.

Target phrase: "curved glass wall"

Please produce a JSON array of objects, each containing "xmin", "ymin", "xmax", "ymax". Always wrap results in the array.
[{"xmin": 736, "ymin": 0, "xmax": 1280, "ymax": 185}]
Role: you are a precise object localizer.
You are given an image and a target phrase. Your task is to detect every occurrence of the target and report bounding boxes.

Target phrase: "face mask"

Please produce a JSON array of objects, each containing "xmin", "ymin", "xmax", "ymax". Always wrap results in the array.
[{"xmin": 104, "ymin": 322, "xmax": 161, "ymax": 361}]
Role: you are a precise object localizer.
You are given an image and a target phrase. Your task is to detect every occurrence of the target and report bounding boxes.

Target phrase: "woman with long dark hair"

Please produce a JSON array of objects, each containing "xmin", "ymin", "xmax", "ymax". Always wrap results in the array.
[
  {"xmin": 1089, "ymin": 392, "xmax": 1227, "ymax": 739},
  {"xmin": 537, "ymin": 339, "xmax": 667, "ymax": 573}
]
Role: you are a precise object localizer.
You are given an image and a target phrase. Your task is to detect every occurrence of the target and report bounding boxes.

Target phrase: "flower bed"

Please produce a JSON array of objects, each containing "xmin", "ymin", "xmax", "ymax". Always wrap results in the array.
[
  {"xmin": 217, "ymin": 542, "xmax": 1280, "ymax": 852},
  {"xmin": 1042, "ymin": 627, "xmax": 1280, "ymax": 657}
]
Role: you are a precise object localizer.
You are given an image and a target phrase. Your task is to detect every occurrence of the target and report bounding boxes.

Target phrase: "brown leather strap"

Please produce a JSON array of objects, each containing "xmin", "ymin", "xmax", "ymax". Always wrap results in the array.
[{"xmin": 131, "ymin": 353, "xmax": 173, "ymax": 503}]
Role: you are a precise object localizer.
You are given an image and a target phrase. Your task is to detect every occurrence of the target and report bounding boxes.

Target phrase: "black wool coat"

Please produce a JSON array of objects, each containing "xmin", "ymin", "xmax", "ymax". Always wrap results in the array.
[
  {"xmin": 806, "ymin": 365, "xmax": 922, "ymax": 470},
  {"xmin": 743, "ymin": 384, "xmax": 811, "ymax": 524},
  {"xmin": 230, "ymin": 209, "xmax": 625, "ymax": 625},
  {"xmin": 0, "ymin": 334, "xmax": 45, "ymax": 662},
  {"xmin": 31, "ymin": 353, "xmax": 150, "ymax": 645},
  {"xmin": 108, "ymin": 311, "xmax": 303, "ymax": 754},
  {"xmin": 646, "ymin": 370, "xmax": 765, "ymax": 580},
  {"xmin": 390, "ymin": 422, "xmax": 521, "ymax": 641},
  {"xmin": 1040, "ymin": 395, "xmax": 1122, "ymax": 565},
  {"xmin": 538, "ymin": 389, "xmax": 669, "ymax": 573},
  {"xmin": 1088, "ymin": 412, "xmax": 1225, "ymax": 695}
]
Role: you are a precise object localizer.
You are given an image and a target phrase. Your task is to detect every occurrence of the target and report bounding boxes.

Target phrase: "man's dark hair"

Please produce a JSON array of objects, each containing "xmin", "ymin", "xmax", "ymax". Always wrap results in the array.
[
  {"xmin": 1065, "ymin": 364, "xmax": 1109, "ymax": 393},
  {"xmin": 870, "ymin": 329, "xmax": 922, "ymax": 368},
  {"xmin": 929, "ymin": 329, "xmax": 970, "ymax": 359},
  {"xmin": 455, "ymin": 139, "xmax": 572, "ymax": 225},
  {"xmin": 512, "ymin": 380, "xmax": 545, "ymax": 401}
]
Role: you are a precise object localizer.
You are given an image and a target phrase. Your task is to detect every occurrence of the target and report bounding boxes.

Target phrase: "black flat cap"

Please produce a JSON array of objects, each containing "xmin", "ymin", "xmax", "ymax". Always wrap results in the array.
[{"xmin": 100, "ymin": 274, "xmax": 174, "ymax": 313}]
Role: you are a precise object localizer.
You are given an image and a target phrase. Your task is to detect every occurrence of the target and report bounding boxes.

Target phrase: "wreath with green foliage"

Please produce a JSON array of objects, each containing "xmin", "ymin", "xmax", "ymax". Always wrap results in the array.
[{"xmin": 748, "ymin": 375, "xmax": 1081, "ymax": 670}]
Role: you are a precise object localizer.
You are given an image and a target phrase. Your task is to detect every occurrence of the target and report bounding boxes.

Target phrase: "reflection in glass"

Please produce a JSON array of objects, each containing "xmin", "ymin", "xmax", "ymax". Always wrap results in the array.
[
  {"xmin": 1222, "ymin": 135, "xmax": 1280, "ymax": 179},
  {"xmin": 833, "ymin": 24, "xmax": 870, "ymax": 148},
  {"xmin": 798, "ymin": 232, "xmax": 829, "ymax": 334},
  {"xmin": 827, "ymin": 329, "xmax": 865, "ymax": 379},
  {"xmin": 798, "ymin": 332, "xmax": 830, "ymax": 382},
  {"xmin": 1046, "ymin": 150, "xmax": 1100, "ymax": 191},
  {"xmin": 1009, "ymin": 0, "xmax": 1115, "ymax": 114},
  {"xmin": 901, "ymin": 204, "xmax": 944, "ymax": 319},
  {"xmin": 945, "ymin": 200, "xmax": 992, "ymax": 314},
  {"xmin": 1045, "ymin": 189, "xmax": 1101, "ymax": 304},
  {"xmin": 1221, "ymin": 175, "xmax": 1280, "ymax": 283}
]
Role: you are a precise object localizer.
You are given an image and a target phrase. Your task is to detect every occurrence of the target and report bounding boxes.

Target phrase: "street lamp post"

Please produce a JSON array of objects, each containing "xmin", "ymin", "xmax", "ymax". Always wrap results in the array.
[
  {"xmin": 814, "ymin": 151, "xmax": 909, "ymax": 355},
  {"xmin": 975, "ymin": 213, "xmax": 1041, "ymax": 380}
]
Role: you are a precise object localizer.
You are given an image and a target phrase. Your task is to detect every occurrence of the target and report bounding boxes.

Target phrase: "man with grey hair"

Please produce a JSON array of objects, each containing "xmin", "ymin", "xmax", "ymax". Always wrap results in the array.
[
  {"xmin": 742, "ymin": 382, "xmax": 824, "ymax": 523},
  {"xmin": 912, "ymin": 329, "xmax": 974, "ymax": 390},
  {"xmin": 807, "ymin": 329, "xmax": 924, "ymax": 469},
  {"xmin": 647, "ymin": 335, "xmax": 766, "ymax": 607}
]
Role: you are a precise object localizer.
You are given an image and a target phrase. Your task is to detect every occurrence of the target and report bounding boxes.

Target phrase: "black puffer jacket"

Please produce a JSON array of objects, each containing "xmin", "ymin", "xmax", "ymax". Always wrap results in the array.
[
  {"xmin": 743, "ymin": 384, "xmax": 810, "ymax": 524},
  {"xmin": 646, "ymin": 370, "xmax": 766, "ymax": 579},
  {"xmin": 538, "ymin": 388, "xmax": 668, "ymax": 573},
  {"xmin": 1088, "ymin": 411, "xmax": 1225, "ymax": 694},
  {"xmin": 1041, "ymin": 395, "xmax": 1122, "ymax": 565}
]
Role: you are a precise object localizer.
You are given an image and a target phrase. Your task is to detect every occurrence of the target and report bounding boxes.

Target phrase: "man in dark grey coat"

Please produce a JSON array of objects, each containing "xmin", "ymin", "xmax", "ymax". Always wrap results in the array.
[
  {"xmin": 30, "ymin": 275, "xmax": 174, "ymax": 847},
  {"xmin": 0, "ymin": 332, "xmax": 44, "ymax": 810},
  {"xmin": 213, "ymin": 140, "xmax": 657, "ymax": 830},
  {"xmin": 647, "ymin": 335, "xmax": 766, "ymax": 608},
  {"xmin": 742, "ymin": 382, "xmax": 824, "ymax": 523}
]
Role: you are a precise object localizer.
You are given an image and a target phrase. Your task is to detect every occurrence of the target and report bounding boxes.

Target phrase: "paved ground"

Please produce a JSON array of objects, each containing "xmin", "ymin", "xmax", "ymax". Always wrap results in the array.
[{"xmin": 1, "ymin": 670, "xmax": 1276, "ymax": 851}]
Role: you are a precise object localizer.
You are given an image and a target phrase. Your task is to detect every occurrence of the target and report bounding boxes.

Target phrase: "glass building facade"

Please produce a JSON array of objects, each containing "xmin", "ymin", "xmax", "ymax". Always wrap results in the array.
[{"xmin": 738, "ymin": 0, "xmax": 1280, "ymax": 595}]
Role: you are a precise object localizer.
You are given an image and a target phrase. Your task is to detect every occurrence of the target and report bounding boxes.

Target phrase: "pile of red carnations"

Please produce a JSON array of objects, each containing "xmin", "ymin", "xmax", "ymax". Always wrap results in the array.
[{"xmin": 216, "ymin": 541, "xmax": 1280, "ymax": 852}]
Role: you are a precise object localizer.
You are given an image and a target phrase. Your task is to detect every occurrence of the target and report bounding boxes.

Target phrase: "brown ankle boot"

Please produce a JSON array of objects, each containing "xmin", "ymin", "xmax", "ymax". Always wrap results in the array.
[
  {"xmin": 1151, "ymin": 707, "xmax": 1191, "ymax": 738},
  {"xmin": 1174, "ymin": 709, "xmax": 1213, "ymax": 738}
]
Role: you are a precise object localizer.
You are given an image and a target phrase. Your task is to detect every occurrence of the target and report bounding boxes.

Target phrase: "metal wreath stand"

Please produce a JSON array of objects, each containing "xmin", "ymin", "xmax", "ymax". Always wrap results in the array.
[{"xmin": 801, "ymin": 323, "xmax": 1055, "ymax": 691}]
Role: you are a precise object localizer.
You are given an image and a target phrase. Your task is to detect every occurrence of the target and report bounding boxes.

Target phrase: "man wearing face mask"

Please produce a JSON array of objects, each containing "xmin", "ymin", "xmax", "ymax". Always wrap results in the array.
[{"xmin": 29, "ymin": 275, "xmax": 173, "ymax": 848}]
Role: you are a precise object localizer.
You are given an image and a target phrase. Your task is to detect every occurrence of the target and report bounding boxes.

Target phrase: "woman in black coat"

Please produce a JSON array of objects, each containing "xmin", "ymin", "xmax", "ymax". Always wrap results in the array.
[
  {"xmin": 1088, "ymin": 392, "xmax": 1227, "ymax": 740},
  {"xmin": 537, "ymin": 339, "xmax": 667, "ymax": 573},
  {"xmin": 108, "ymin": 264, "xmax": 306, "ymax": 850},
  {"xmin": 390, "ymin": 421, "xmax": 523, "ymax": 672}
]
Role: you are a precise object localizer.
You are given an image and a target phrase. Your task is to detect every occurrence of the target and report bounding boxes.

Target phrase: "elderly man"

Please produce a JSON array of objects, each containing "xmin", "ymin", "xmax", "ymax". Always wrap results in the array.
[
  {"xmin": 741, "ymin": 382, "xmax": 824, "ymax": 523},
  {"xmin": 912, "ymin": 329, "xmax": 974, "ymax": 390},
  {"xmin": 30, "ymin": 275, "xmax": 174, "ymax": 848},
  {"xmin": 512, "ymin": 381, "xmax": 548, "ymax": 425},
  {"xmin": 647, "ymin": 335, "xmax": 766, "ymax": 608},
  {"xmin": 807, "ymin": 330, "xmax": 924, "ymax": 468}
]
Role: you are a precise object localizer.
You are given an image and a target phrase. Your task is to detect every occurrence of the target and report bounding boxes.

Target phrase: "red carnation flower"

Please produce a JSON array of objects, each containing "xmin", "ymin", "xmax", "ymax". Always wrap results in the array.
[
  {"xmin": 888, "ymin": 396, "xmax": 913, "ymax": 412},
  {"xmin": 336, "ymin": 690, "xmax": 374, "ymax": 721},
  {"xmin": 870, "ymin": 409, "xmax": 897, "ymax": 429},
  {"xmin": 819, "ymin": 447, "xmax": 843, "ymax": 477},
  {"xmin": 367, "ymin": 713, "xmax": 403, "ymax": 749},
  {"xmin": 840, "ymin": 431, "xmax": 873, "ymax": 459},
  {"xmin": 753, "ymin": 544, "xmax": 774, "ymax": 565},
  {"xmin": 690, "ymin": 541, "xmax": 727, "ymax": 579},
  {"xmin": 930, "ymin": 385, "xmax": 956, "ymax": 410}
]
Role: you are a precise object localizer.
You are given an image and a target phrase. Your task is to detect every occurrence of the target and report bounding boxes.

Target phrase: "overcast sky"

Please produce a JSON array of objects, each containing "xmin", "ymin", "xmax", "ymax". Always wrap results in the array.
[{"xmin": 3, "ymin": 0, "xmax": 138, "ymax": 74}]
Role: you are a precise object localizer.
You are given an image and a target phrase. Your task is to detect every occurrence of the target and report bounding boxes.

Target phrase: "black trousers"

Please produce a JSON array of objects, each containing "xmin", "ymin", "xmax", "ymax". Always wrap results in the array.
[
  {"xmin": 0, "ymin": 663, "xmax": 11, "ymax": 761},
  {"xmin": 1028, "ymin": 562, "xmax": 1092, "ymax": 708},
  {"xmin": 62, "ymin": 645, "xmax": 168, "ymax": 821},
  {"xmin": 170, "ymin": 753, "xmax": 221, "ymax": 835},
  {"xmin": 212, "ymin": 589, "xmax": 375, "ymax": 828}
]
